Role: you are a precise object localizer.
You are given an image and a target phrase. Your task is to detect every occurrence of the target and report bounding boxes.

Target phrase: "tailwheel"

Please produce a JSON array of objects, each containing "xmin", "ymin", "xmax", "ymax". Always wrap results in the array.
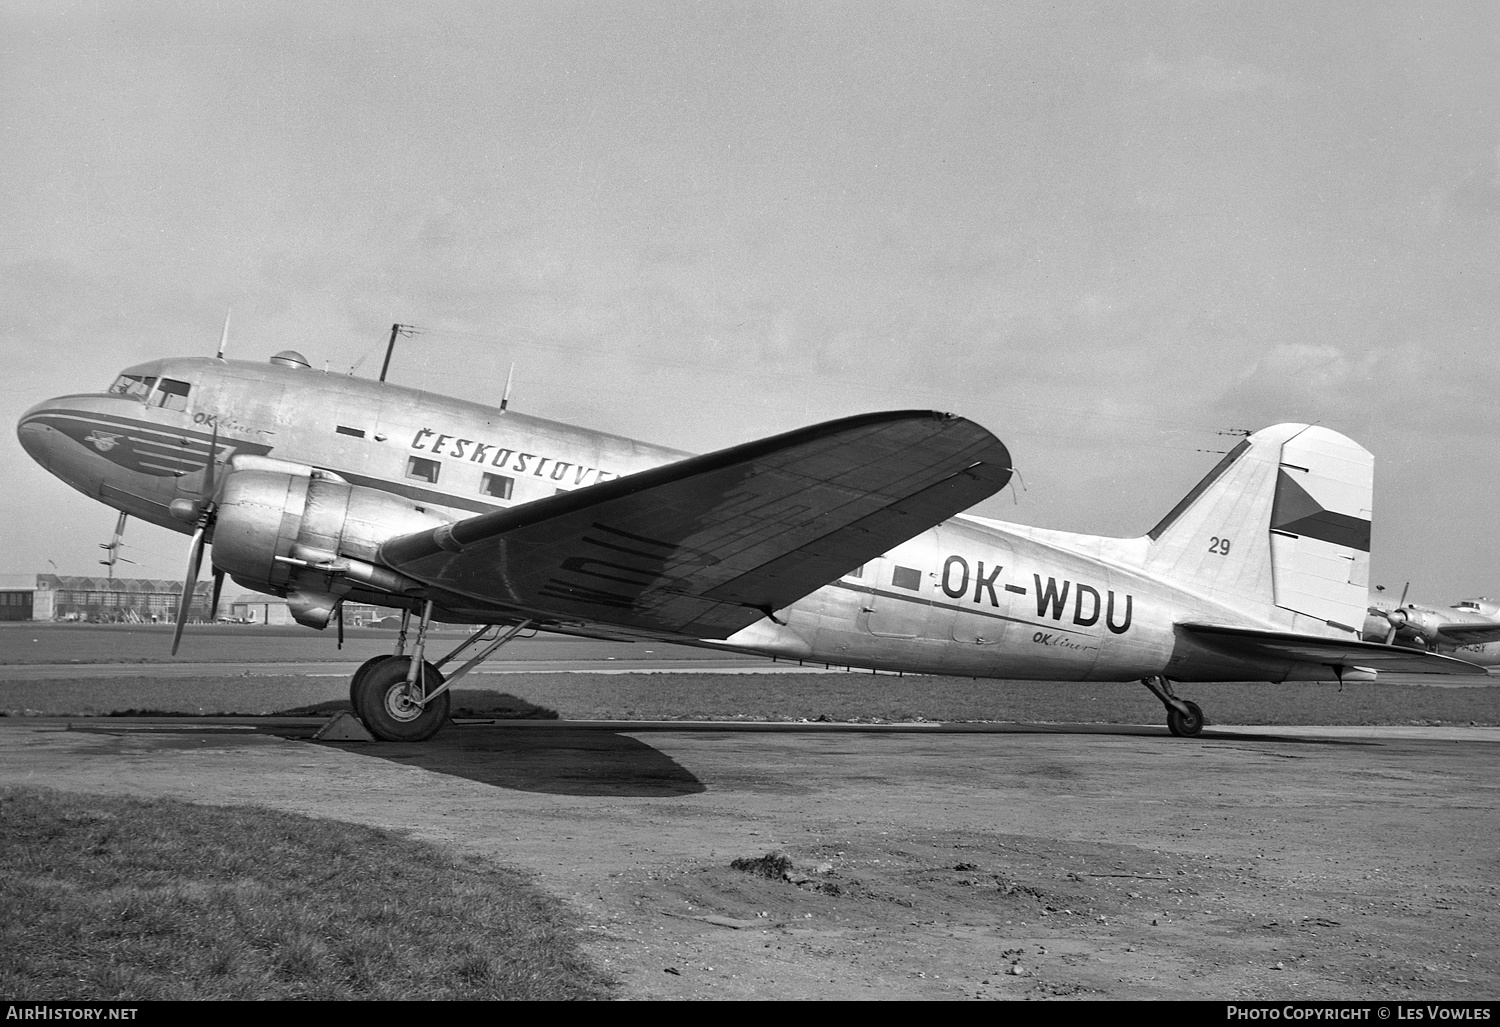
[
  {"xmin": 1142, "ymin": 676, "xmax": 1206, "ymax": 738},
  {"xmin": 1166, "ymin": 700, "xmax": 1204, "ymax": 738},
  {"xmin": 348, "ymin": 655, "xmax": 395, "ymax": 710},
  {"xmin": 352, "ymin": 656, "xmax": 449, "ymax": 742}
]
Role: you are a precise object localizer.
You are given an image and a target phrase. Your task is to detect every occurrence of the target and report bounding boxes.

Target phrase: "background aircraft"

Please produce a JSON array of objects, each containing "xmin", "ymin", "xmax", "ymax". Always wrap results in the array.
[
  {"xmin": 1363, "ymin": 586, "xmax": 1500, "ymax": 667},
  {"xmin": 18, "ymin": 349, "xmax": 1485, "ymax": 742}
]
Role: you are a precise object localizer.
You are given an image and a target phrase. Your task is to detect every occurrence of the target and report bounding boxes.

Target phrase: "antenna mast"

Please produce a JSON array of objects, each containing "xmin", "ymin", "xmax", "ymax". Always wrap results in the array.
[{"xmin": 379, "ymin": 323, "xmax": 419, "ymax": 383}]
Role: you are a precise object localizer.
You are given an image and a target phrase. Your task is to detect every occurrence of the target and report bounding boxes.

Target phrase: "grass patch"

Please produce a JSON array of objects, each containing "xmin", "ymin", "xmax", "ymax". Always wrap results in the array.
[
  {"xmin": 3, "ymin": 672, "xmax": 1497, "ymax": 725},
  {"xmin": 0, "ymin": 788, "xmax": 613, "ymax": 1000}
]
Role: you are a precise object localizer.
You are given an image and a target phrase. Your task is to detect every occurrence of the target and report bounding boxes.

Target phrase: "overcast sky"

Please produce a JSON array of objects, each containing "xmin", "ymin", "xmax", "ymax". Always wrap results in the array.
[{"xmin": 3, "ymin": 2, "xmax": 1497, "ymax": 603}]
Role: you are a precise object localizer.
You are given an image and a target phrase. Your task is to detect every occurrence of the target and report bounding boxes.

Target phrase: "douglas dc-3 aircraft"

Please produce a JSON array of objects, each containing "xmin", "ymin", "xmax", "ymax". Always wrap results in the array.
[
  {"xmin": 1363, "ymin": 587, "xmax": 1500, "ymax": 665},
  {"xmin": 18, "ymin": 348, "xmax": 1487, "ymax": 741}
]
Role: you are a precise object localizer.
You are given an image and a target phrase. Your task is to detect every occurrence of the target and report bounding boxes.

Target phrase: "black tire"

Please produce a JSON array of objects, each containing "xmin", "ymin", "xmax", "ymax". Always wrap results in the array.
[
  {"xmin": 348, "ymin": 655, "xmax": 395, "ymax": 710},
  {"xmin": 1167, "ymin": 700, "xmax": 1204, "ymax": 738},
  {"xmin": 351, "ymin": 656, "xmax": 449, "ymax": 742}
]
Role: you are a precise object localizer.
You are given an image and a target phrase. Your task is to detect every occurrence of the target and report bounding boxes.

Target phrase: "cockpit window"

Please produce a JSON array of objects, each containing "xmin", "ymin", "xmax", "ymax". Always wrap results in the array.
[
  {"xmin": 108, "ymin": 374, "xmax": 156, "ymax": 399},
  {"xmin": 147, "ymin": 378, "xmax": 192, "ymax": 411}
]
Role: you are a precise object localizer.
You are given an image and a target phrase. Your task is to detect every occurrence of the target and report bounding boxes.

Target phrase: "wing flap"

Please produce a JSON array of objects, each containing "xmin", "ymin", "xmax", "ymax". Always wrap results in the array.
[
  {"xmin": 1180, "ymin": 622, "xmax": 1489, "ymax": 675},
  {"xmin": 380, "ymin": 410, "xmax": 1010, "ymax": 637}
]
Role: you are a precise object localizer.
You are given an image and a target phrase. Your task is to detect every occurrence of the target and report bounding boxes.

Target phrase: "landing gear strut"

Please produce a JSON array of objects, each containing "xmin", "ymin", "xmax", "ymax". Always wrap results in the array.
[
  {"xmin": 1141, "ymin": 675, "xmax": 1205, "ymax": 737},
  {"xmin": 348, "ymin": 604, "xmax": 534, "ymax": 742}
]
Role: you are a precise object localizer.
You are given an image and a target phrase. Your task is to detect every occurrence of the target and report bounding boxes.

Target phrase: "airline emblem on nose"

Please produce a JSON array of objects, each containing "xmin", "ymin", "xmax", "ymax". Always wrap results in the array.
[{"xmin": 84, "ymin": 429, "xmax": 122, "ymax": 452}]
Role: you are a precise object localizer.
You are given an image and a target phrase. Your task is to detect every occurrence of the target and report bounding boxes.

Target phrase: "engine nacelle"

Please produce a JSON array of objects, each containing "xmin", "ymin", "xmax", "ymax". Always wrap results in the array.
[
  {"xmin": 1385, "ymin": 607, "xmax": 1439, "ymax": 648},
  {"xmin": 1361, "ymin": 610, "xmax": 1389, "ymax": 642},
  {"xmin": 212, "ymin": 468, "xmax": 453, "ymax": 628}
]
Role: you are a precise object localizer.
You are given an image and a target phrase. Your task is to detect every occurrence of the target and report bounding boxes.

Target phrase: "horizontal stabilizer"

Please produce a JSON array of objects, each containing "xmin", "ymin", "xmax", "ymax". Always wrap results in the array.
[
  {"xmin": 1180, "ymin": 623, "xmax": 1489, "ymax": 676},
  {"xmin": 379, "ymin": 410, "xmax": 1011, "ymax": 638}
]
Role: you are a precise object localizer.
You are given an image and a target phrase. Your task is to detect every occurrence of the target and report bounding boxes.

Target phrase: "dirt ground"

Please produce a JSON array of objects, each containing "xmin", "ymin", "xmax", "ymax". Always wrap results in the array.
[{"xmin": 0, "ymin": 716, "xmax": 1495, "ymax": 1001}]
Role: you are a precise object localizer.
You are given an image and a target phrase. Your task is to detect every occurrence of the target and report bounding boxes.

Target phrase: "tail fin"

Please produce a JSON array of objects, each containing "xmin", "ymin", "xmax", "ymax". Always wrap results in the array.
[{"xmin": 1142, "ymin": 424, "xmax": 1372, "ymax": 636}]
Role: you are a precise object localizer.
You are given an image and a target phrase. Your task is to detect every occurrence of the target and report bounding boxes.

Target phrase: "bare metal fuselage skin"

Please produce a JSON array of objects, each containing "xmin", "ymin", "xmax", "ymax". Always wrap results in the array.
[{"xmin": 18, "ymin": 356, "xmax": 1324, "ymax": 683}]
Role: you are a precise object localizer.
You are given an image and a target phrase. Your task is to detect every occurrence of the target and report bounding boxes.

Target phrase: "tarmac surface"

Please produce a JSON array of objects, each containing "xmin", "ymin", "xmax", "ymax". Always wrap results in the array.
[{"xmin": 2, "ymin": 712, "xmax": 1496, "ymax": 1000}]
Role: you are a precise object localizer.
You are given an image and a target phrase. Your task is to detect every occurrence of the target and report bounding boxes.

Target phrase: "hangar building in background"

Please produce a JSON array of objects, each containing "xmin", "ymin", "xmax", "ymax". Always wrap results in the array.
[
  {"xmin": 0, "ymin": 573, "xmax": 400, "ymax": 626},
  {"xmin": 18, "ymin": 574, "xmax": 213, "ymax": 623},
  {"xmin": 0, "ymin": 574, "xmax": 36, "ymax": 621}
]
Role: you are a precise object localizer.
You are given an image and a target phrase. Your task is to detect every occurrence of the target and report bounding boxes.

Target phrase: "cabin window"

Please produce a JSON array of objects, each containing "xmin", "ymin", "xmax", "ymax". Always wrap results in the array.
[
  {"xmin": 844, "ymin": 565, "xmax": 865, "ymax": 580},
  {"xmin": 148, "ymin": 378, "xmax": 192, "ymax": 411},
  {"xmin": 406, "ymin": 456, "xmax": 440, "ymax": 484},
  {"xmin": 891, "ymin": 566, "xmax": 922, "ymax": 591},
  {"xmin": 336, "ymin": 425, "xmax": 366, "ymax": 438},
  {"xmin": 480, "ymin": 473, "xmax": 514, "ymax": 499},
  {"xmin": 108, "ymin": 374, "xmax": 156, "ymax": 399}
]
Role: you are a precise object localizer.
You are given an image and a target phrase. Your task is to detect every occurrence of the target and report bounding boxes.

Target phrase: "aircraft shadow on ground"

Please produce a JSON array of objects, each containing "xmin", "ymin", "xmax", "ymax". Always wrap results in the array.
[
  {"xmin": 1021, "ymin": 723, "xmax": 1377, "ymax": 747},
  {"xmin": 312, "ymin": 724, "xmax": 707, "ymax": 797},
  {"xmin": 962, "ymin": 721, "xmax": 1375, "ymax": 746},
  {"xmin": 1199, "ymin": 728, "xmax": 1378, "ymax": 747}
]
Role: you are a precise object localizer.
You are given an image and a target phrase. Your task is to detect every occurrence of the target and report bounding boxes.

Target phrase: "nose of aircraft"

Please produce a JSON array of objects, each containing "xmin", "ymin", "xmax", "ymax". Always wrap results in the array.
[{"xmin": 16, "ymin": 398, "xmax": 60, "ymax": 472}]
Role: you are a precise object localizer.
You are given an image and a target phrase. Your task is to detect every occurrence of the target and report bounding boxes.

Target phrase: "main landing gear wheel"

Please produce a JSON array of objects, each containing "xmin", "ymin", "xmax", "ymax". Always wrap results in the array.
[
  {"xmin": 352, "ymin": 656, "xmax": 449, "ymax": 742},
  {"xmin": 1167, "ymin": 700, "xmax": 1204, "ymax": 738},
  {"xmin": 348, "ymin": 655, "xmax": 394, "ymax": 710}
]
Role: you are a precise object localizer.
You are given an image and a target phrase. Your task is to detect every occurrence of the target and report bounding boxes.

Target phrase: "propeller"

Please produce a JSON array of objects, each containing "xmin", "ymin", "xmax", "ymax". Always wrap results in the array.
[
  {"xmin": 171, "ymin": 425, "xmax": 220, "ymax": 655},
  {"xmin": 1381, "ymin": 582, "xmax": 1412, "ymax": 646}
]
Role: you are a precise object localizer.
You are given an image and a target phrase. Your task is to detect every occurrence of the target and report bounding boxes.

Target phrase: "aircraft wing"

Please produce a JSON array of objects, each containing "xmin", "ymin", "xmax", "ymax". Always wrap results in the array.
[
  {"xmin": 1435, "ymin": 622, "xmax": 1500, "ymax": 645},
  {"xmin": 379, "ymin": 410, "xmax": 1011, "ymax": 638},
  {"xmin": 1179, "ymin": 623, "xmax": 1490, "ymax": 675}
]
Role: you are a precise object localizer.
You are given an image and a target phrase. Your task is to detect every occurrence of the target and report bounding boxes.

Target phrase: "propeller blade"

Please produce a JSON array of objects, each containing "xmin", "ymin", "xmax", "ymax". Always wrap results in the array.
[
  {"xmin": 173, "ymin": 423, "xmax": 224, "ymax": 649},
  {"xmin": 171, "ymin": 523, "xmax": 207, "ymax": 655},
  {"xmin": 1398, "ymin": 581, "xmax": 1410, "ymax": 608},
  {"xmin": 1383, "ymin": 606, "xmax": 1408, "ymax": 645}
]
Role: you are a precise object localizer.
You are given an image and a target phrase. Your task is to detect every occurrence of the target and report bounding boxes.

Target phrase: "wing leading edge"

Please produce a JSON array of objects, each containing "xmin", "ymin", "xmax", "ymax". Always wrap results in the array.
[
  {"xmin": 1180, "ymin": 623, "xmax": 1490, "ymax": 675},
  {"xmin": 379, "ymin": 410, "xmax": 1011, "ymax": 638}
]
